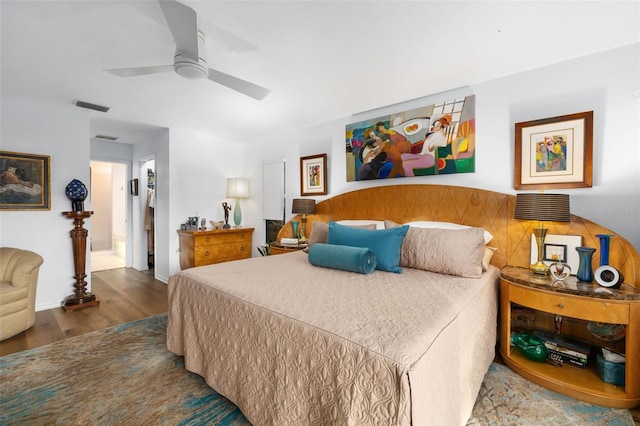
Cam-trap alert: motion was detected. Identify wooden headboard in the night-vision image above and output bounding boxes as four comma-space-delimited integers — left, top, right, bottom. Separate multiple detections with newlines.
277, 184, 640, 287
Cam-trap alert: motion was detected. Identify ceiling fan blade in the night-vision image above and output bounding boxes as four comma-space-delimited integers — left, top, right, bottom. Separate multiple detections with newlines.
105, 65, 174, 77
159, 0, 199, 61
208, 68, 271, 100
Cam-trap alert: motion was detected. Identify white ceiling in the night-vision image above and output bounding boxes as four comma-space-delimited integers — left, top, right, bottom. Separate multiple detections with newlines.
2, 1, 639, 144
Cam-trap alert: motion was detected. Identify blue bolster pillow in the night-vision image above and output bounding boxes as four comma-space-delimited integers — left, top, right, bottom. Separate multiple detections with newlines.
308, 243, 377, 274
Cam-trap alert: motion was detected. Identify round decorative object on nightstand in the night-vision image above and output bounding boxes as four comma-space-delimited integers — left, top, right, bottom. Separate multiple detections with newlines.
549, 262, 571, 281
594, 265, 624, 289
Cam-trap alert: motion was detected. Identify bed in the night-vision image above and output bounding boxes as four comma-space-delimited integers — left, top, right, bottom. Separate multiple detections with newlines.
167, 184, 640, 426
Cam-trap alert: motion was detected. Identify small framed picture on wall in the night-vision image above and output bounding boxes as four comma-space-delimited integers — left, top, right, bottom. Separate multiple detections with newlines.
300, 154, 327, 196
130, 178, 139, 196
514, 111, 593, 190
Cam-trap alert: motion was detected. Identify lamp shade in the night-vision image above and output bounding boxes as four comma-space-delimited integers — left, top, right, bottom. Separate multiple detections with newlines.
514, 193, 570, 222
292, 198, 316, 215
226, 178, 250, 199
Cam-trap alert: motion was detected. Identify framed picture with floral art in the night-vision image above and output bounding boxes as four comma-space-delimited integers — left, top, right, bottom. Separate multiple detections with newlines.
514, 111, 593, 190
300, 154, 327, 196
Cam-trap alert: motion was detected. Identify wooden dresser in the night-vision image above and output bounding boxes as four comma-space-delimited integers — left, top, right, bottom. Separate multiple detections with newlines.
177, 228, 254, 270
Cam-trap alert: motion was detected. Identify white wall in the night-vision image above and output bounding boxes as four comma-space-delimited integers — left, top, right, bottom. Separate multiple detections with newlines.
1, 97, 91, 310
166, 128, 245, 277
472, 43, 639, 250
245, 44, 640, 252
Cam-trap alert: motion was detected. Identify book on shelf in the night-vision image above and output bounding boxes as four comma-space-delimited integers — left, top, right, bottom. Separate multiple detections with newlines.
533, 330, 592, 358
543, 340, 588, 360
533, 329, 592, 368
547, 349, 588, 368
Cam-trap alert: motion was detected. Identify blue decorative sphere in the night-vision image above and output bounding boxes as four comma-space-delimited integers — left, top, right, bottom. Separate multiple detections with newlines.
65, 179, 88, 201
65, 179, 88, 211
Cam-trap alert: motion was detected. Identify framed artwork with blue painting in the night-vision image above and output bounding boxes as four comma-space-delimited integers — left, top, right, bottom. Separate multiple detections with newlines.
345, 94, 476, 181
0, 151, 50, 210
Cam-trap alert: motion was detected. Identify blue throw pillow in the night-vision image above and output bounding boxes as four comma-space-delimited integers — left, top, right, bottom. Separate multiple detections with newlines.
308, 243, 377, 274
326, 221, 409, 273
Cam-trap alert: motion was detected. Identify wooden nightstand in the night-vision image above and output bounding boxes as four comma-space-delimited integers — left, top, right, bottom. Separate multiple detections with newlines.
269, 242, 308, 256
177, 228, 254, 269
499, 265, 640, 409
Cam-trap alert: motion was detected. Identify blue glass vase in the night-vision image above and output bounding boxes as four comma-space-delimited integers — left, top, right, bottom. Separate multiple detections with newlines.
576, 247, 596, 282
596, 234, 612, 266
291, 221, 299, 239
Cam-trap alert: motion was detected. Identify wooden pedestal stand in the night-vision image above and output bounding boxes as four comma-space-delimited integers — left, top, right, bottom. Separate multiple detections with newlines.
61, 211, 99, 312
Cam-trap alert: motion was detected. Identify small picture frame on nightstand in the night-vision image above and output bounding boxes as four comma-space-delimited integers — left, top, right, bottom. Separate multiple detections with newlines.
543, 243, 567, 263
531, 234, 582, 275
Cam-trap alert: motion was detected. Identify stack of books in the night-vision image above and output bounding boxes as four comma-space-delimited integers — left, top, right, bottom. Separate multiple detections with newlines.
533, 330, 592, 368
280, 238, 301, 246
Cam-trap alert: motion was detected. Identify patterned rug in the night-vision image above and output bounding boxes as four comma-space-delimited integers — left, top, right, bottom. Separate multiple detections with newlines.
0, 314, 633, 425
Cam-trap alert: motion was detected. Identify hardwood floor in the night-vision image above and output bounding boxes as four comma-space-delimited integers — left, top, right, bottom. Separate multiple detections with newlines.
0, 268, 167, 357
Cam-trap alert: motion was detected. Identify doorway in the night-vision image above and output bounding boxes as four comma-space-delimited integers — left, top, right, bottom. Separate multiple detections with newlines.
141, 160, 155, 270
90, 161, 127, 272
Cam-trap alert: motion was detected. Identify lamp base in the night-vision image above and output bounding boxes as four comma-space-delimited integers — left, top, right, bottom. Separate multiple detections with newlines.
529, 261, 550, 276
233, 198, 242, 227
530, 226, 549, 275
299, 215, 308, 243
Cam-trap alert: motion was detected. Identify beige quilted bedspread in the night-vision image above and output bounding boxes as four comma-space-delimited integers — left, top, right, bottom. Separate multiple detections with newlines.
167, 251, 499, 426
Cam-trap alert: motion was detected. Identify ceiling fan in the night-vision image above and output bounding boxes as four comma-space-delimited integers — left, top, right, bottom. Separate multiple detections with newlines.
105, 0, 270, 100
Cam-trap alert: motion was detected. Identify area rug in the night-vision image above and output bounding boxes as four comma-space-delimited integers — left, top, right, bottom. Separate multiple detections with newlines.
0, 314, 633, 426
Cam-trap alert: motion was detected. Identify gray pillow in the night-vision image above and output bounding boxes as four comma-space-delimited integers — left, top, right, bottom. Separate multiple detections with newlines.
386, 221, 485, 278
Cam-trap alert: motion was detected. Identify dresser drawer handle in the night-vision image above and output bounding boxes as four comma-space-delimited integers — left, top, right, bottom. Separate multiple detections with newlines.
558, 304, 564, 308
205, 251, 210, 256
240, 247, 245, 252
205, 237, 211, 243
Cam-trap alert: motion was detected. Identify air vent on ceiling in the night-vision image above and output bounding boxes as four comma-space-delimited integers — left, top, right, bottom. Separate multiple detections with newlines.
94, 134, 119, 141
73, 100, 110, 113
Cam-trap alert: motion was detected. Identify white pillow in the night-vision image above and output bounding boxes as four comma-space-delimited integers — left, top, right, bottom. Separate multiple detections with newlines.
401, 221, 493, 244
336, 220, 385, 230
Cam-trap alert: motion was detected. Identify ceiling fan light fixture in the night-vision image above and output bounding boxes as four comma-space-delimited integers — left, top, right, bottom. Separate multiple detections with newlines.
173, 53, 208, 80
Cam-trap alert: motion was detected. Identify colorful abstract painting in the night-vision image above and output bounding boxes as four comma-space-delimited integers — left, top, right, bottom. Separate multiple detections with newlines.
345, 95, 475, 181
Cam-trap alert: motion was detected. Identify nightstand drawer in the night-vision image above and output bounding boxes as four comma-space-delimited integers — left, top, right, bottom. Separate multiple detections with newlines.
510, 285, 629, 323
